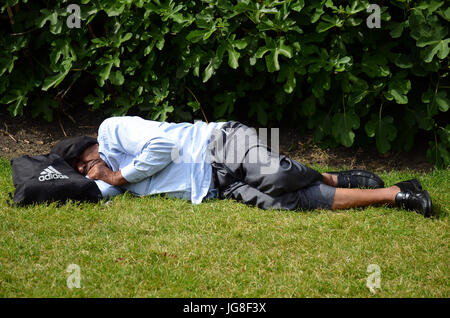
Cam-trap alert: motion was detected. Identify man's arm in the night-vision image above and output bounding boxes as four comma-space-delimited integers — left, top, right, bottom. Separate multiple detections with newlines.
96, 117, 178, 184
87, 162, 128, 187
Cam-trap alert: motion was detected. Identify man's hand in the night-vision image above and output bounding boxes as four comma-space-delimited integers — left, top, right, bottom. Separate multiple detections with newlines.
86, 160, 128, 187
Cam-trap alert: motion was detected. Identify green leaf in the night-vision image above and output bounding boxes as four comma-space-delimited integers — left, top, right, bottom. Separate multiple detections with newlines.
409, 13, 449, 62
0, 54, 17, 76
1, 90, 28, 117
300, 95, 316, 116
427, 125, 450, 167
277, 40, 293, 59
421, 88, 435, 103
42, 71, 69, 91
104, 4, 125, 17
255, 38, 292, 72
203, 57, 221, 83
213, 92, 236, 118
332, 112, 360, 147
291, 0, 305, 12
316, 15, 343, 33
384, 72, 411, 104
85, 88, 106, 110
98, 62, 113, 87
394, 54, 414, 69
109, 70, 125, 86
255, 47, 270, 59
348, 90, 369, 106
144, 43, 154, 56
265, 51, 279, 73
31, 96, 59, 122
156, 37, 165, 50
151, 101, 174, 122
437, 6, 450, 21
187, 101, 200, 112
422, 39, 450, 62
186, 30, 209, 43
313, 113, 332, 142
415, 0, 444, 14
387, 22, 404, 38
311, 5, 324, 23
248, 101, 268, 126
387, 90, 408, 104
277, 63, 297, 94
310, 71, 330, 98
365, 116, 398, 153
422, 89, 448, 115
50, 19, 63, 34
435, 90, 449, 112
121, 33, 133, 43
227, 48, 240, 69
8, 95, 27, 117
36, 9, 58, 28
361, 53, 390, 78
257, 108, 268, 126
218, 36, 248, 69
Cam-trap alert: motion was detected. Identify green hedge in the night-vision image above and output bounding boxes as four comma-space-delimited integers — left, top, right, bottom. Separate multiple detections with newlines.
1, 0, 449, 167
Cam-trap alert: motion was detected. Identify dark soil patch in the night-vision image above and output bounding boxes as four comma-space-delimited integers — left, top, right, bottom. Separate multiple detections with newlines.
0, 108, 433, 172
0, 108, 105, 160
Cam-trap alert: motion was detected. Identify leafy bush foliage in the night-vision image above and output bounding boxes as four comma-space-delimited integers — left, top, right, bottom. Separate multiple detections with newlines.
1, 0, 449, 167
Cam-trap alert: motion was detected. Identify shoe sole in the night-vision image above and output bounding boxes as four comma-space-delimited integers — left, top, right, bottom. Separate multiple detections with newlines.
422, 190, 433, 218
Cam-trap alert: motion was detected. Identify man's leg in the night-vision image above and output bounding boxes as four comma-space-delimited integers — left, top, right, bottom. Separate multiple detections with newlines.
242, 149, 384, 192
213, 121, 384, 193
221, 180, 334, 211
331, 186, 400, 210
216, 122, 376, 195
222, 178, 431, 216
241, 145, 324, 196
222, 179, 405, 211
213, 121, 367, 197
218, 122, 323, 195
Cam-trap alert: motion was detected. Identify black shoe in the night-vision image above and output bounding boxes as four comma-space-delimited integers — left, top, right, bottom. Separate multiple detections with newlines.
327, 169, 385, 189
394, 178, 422, 192
395, 190, 433, 217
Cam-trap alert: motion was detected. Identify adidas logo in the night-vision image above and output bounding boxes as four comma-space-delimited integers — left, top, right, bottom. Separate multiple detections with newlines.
39, 166, 69, 182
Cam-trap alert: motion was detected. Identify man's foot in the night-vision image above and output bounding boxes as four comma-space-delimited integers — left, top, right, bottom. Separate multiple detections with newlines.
395, 189, 433, 217
327, 170, 385, 189
394, 178, 422, 192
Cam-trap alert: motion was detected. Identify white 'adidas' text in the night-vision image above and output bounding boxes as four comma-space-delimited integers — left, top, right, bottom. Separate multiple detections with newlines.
39, 166, 69, 182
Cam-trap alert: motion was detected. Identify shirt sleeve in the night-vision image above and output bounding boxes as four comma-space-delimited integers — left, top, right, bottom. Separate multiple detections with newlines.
94, 179, 123, 198
98, 117, 178, 184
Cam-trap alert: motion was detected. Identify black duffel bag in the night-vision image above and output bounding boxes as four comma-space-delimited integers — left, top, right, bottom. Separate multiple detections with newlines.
10, 153, 102, 205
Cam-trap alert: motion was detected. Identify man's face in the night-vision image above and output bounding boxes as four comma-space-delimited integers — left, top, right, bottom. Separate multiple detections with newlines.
72, 143, 102, 176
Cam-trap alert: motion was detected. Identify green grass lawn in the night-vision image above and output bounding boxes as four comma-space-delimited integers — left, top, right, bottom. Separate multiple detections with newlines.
0, 157, 448, 297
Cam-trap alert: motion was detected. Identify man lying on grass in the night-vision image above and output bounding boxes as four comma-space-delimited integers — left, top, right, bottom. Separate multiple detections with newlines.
50, 116, 433, 217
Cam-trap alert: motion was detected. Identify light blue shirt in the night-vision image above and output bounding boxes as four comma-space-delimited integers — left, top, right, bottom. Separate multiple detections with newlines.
93, 116, 224, 204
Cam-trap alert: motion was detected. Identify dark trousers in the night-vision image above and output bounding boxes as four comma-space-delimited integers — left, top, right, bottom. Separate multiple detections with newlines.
210, 121, 336, 211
